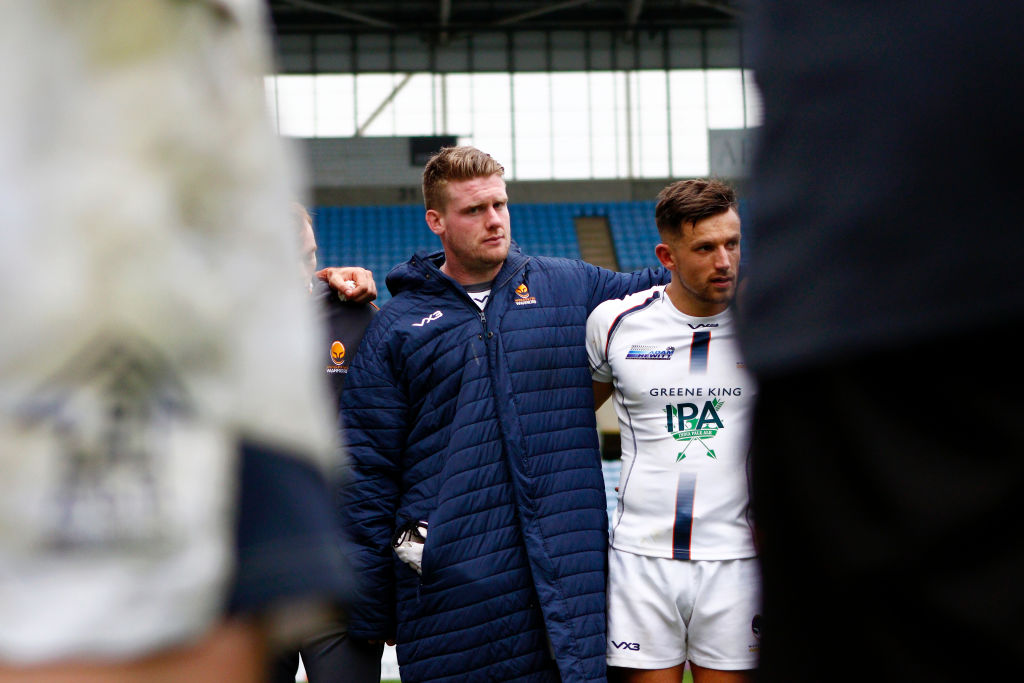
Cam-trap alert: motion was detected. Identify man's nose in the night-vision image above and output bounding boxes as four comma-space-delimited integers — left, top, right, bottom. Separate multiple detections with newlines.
713, 247, 731, 269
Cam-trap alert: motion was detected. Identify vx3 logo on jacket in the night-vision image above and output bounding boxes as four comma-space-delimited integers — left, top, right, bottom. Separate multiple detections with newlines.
412, 310, 443, 327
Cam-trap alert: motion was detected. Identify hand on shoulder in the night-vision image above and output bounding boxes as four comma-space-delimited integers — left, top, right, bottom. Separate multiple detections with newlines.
317, 267, 378, 304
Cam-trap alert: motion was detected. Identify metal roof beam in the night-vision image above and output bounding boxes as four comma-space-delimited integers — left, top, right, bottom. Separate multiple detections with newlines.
686, 0, 742, 19
355, 73, 414, 136
626, 0, 645, 26
492, 0, 596, 27
439, 0, 452, 44
280, 0, 399, 30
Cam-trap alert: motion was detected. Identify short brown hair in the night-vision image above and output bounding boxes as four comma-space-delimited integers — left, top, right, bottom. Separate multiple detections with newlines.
422, 146, 505, 211
655, 179, 737, 241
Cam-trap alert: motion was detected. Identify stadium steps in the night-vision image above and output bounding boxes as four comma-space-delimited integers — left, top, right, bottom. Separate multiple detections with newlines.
574, 215, 619, 271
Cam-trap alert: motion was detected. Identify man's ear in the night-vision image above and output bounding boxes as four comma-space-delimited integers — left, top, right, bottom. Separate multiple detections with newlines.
655, 243, 675, 270
425, 209, 444, 236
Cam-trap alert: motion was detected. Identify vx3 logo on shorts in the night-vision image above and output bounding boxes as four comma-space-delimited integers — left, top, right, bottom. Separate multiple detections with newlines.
411, 310, 443, 327
611, 641, 640, 651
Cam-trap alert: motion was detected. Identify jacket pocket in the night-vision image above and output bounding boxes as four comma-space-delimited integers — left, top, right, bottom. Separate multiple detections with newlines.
391, 519, 429, 575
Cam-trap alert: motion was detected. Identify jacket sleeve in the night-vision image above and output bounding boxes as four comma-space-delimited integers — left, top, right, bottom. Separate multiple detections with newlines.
583, 262, 670, 313
336, 329, 407, 641
585, 301, 614, 382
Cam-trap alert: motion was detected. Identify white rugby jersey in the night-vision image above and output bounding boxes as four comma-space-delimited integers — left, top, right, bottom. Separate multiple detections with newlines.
586, 285, 756, 560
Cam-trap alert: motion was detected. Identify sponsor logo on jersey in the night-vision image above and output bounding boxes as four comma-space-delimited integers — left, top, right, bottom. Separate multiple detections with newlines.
412, 310, 443, 327
330, 340, 346, 366
665, 398, 724, 461
688, 322, 719, 329
649, 386, 743, 397
611, 641, 641, 651
625, 344, 675, 360
513, 283, 537, 305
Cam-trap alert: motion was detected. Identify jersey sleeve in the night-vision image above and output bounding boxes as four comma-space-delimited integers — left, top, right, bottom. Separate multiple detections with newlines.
586, 301, 615, 383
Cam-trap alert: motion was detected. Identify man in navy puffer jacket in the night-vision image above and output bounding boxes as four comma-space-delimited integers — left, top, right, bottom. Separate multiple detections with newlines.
338, 146, 668, 682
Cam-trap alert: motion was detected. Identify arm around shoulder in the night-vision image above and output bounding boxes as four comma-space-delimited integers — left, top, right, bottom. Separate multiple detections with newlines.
584, 262, 670, 312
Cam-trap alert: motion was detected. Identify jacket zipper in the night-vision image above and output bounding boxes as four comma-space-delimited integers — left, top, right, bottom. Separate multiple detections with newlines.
434, 255, 530, 338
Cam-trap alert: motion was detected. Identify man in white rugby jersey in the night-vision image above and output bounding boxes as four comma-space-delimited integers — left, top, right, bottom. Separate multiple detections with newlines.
585, 179, 759, 683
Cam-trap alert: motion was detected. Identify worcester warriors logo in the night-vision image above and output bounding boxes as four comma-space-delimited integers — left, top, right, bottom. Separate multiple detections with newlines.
330, 341, 346, 366
513, 283, 537, 306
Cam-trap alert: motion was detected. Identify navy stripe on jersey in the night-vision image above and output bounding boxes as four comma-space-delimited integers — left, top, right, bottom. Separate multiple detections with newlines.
672, 471, 698, 559
690, 331, 711, 373
604, 290, 662, 359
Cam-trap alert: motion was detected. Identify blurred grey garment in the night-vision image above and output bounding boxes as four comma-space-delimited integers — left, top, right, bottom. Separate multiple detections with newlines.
739, 0, 1024, 376
0, 0, 338, 664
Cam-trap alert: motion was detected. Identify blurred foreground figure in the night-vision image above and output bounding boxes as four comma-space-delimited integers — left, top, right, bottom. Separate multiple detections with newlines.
741, 2, 1024, 681
0, 1, 352, 680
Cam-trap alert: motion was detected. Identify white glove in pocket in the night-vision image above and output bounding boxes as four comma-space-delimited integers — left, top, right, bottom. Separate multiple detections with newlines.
392, 520, 429, 575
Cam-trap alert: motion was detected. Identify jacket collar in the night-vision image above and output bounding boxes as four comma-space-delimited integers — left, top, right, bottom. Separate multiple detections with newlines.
386, 242, 529, 298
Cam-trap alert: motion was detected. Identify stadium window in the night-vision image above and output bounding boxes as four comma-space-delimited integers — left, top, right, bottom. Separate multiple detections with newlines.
263, 67, 760, 181
436, 73, 472, 139
630, 70, 670, 178
706, 69, 747, 130
275, 74, 315, 137
467, 73, 513, 177
355, 73, 399, 136
513, 72, 553, 180
392, 74, 435, 136
588, 71, 628, 179
316, 74, 356, 137
551, 72, 592, 179
669, 69, 711, 177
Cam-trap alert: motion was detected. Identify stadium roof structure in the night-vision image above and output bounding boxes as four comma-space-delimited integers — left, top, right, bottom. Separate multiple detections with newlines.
267, 0, 742, 37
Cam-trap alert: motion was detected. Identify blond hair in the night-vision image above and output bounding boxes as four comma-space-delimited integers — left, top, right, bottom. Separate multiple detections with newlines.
421, 146, 504, 211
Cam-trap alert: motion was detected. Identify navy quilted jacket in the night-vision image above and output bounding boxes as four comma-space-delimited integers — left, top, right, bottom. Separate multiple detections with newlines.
338, 246, 667, 682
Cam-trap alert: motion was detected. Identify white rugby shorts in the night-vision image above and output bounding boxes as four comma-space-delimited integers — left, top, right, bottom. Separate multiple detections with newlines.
606, 548, 761, 671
